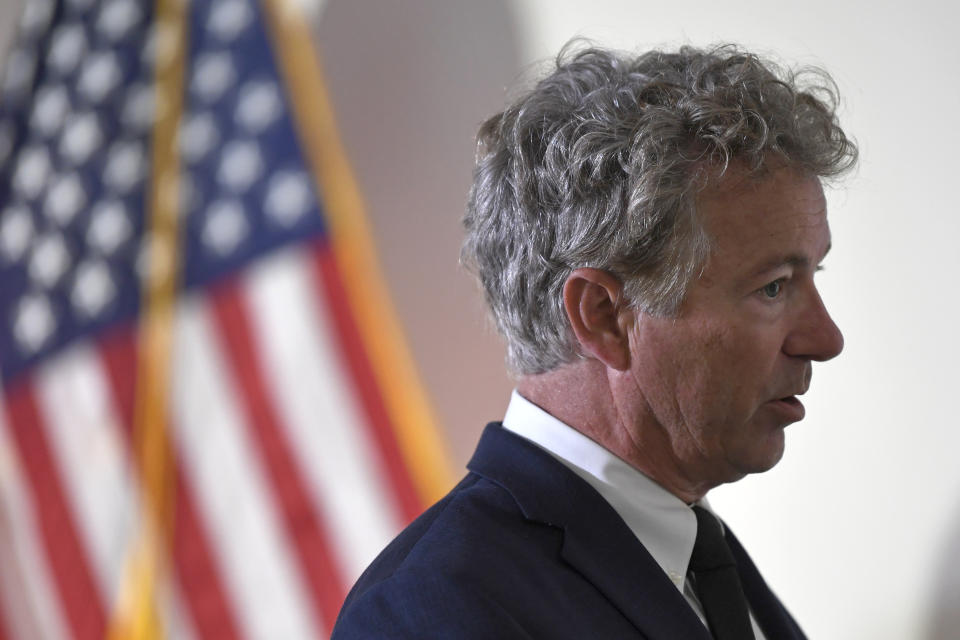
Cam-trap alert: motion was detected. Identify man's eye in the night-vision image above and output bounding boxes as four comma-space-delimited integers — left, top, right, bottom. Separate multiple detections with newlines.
761, 280, 783, 298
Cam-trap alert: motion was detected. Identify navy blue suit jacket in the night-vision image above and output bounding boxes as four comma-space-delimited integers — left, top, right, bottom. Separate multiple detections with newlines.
332, 423, 806, 639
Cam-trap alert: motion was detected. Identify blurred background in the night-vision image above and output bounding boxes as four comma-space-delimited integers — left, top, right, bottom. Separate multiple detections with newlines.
0, 0, 958, 639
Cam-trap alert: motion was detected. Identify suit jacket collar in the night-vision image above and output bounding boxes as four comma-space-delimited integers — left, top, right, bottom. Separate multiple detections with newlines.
727, 527, 807, 639
467, 423, 713, 640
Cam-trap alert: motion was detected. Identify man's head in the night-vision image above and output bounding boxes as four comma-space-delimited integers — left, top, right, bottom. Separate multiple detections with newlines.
462, 43, 857, 497
608, 163, 844, 495
462, 43, 857, 375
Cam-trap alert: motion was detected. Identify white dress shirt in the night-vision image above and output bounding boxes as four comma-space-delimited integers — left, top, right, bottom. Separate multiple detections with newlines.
502, 390, 767, 639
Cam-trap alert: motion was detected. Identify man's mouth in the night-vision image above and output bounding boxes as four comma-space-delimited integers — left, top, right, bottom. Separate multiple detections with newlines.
768, 395, 806, 422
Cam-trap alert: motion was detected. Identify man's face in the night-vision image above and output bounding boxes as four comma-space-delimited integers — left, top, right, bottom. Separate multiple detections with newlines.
624, 166, 843, 489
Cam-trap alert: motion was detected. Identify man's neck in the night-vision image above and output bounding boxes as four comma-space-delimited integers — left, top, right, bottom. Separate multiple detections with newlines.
516, 362, 720, 503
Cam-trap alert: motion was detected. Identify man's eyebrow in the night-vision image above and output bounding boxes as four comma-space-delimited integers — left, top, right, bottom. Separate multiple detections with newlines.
748, 243, 832, 278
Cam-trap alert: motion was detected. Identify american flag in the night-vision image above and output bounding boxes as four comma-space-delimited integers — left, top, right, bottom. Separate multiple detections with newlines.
0, 0, 453, 638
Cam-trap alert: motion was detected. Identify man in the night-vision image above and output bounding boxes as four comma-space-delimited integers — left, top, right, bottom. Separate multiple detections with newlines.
332, 43, 856, 639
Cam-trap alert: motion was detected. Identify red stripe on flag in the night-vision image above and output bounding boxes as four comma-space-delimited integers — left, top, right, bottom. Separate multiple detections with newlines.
3, 378, 106, 640
208, 276, 348, 633
97, 329, 246, 640
0, 588, 11, 640
308, 240, 423, 522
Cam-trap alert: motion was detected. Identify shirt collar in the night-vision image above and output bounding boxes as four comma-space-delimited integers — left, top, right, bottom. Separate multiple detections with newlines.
502, 390, 708, 594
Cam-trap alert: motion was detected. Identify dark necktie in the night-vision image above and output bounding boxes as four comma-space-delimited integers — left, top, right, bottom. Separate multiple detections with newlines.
689, 506, 756, 640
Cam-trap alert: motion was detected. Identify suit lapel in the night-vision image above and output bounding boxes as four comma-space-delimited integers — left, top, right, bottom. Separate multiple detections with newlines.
468, 424, 712, 640
726, 525, 808, 640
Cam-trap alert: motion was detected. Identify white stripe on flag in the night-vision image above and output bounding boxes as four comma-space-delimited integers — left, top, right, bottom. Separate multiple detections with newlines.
35, 345, 138, 606
157, 577, 199, 640
172, 296, 320, 640
243, 246, 404, 583
33, 346, 197, 640
0, 391, 71, 640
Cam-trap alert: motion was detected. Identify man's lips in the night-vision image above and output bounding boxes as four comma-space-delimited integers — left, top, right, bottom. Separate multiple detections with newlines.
766, 395, 806, 422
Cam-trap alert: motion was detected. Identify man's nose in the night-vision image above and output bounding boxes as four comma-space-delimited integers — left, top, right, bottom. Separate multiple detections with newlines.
783, 286, 844, 361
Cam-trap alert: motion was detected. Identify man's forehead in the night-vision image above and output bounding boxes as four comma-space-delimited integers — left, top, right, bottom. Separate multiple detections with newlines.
696, 165, 831, 270
698, 164, 826, 226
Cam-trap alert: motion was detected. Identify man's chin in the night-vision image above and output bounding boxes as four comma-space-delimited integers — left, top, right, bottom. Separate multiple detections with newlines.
732, 431, 787, 477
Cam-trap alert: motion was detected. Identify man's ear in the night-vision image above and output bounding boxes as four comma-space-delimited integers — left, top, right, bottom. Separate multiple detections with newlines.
563, 268, 631, 371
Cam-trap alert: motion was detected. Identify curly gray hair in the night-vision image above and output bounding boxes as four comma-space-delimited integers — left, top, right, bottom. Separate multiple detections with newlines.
461, 43, 858, 375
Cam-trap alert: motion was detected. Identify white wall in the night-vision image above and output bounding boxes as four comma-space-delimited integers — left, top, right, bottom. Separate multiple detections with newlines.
329, 2, 960, 638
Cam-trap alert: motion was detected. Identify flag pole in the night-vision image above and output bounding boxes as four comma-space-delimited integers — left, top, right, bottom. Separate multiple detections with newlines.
107, 0, 188, 637
260, 0, 456, 505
